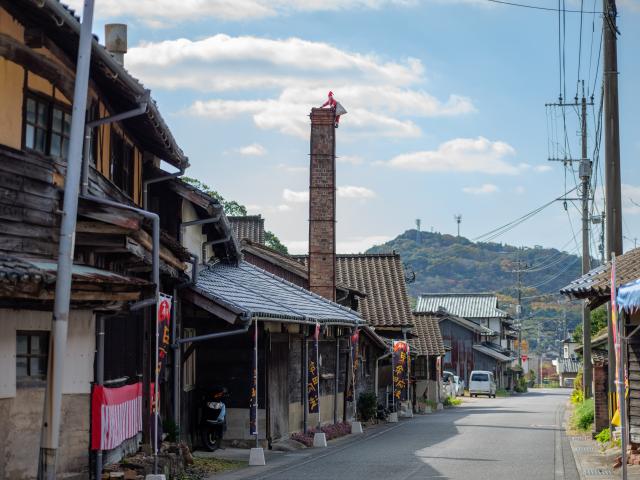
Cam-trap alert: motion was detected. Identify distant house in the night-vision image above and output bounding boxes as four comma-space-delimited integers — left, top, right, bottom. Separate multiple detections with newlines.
411, 313, 447, 405
415, 294, 516, 389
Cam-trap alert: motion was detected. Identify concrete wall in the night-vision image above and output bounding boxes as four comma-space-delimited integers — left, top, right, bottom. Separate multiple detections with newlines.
0, 309, 94, 478
225, 407, 266, 442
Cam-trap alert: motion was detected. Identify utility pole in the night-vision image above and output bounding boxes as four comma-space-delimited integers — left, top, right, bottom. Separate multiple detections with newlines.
580, 92, 593, 399
38, 0, 95, 477
547, 83, 595, 398
603, 0, 622, 435
416, 218, 421, 244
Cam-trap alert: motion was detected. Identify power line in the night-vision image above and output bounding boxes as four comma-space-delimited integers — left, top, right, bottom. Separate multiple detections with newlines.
474, 186, 578, 242
484, 0, 600, 13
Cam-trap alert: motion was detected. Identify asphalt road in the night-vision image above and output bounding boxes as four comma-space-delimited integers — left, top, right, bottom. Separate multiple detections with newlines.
219, 388, 580, 480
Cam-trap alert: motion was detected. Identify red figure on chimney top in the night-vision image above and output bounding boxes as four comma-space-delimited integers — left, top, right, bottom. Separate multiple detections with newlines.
320, 91, 346, 128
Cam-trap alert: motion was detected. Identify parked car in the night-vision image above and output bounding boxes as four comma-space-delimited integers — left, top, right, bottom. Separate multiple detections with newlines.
469, 370, 496, 398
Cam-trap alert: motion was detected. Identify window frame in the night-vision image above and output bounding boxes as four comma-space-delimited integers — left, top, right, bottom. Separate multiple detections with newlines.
16, 330, 50, 387
22, 90, 72, 160
110, 129, 135, 198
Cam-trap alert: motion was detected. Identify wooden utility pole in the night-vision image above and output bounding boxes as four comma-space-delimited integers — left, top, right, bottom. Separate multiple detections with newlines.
580, 93, 593, 398
603, 0, 622, 432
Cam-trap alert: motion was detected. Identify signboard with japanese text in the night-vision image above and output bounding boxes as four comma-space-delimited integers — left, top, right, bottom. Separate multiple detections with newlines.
307, 323, 320, 414
156, 294, 172, 381
392, 340, 409, 402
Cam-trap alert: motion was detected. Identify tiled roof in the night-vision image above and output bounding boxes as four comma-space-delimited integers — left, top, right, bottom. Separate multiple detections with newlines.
557, 358, 581, 374
415, 293, 508, 319
241, 239, 308, 278
473, 344, 512, 362
560, 248, 640, 306
412, 314, 446, 357
336, 254, 414, 328
433, 309, 496, 335
194, 261, 362, 325
229, 216, 265, 244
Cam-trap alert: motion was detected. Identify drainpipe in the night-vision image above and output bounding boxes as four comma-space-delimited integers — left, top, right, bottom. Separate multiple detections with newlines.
303, 325, 309, 433
94, 314, 105, 480
78, 194, 161, 468
374, 350, 392, 404
334, 334, 339, 424
37, 1, 94, 476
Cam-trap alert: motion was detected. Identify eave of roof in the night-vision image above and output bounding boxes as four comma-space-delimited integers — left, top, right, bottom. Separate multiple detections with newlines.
19, 0, 188, 168
193, 261, 363, 326
473, 344, 512, 362
416, 293, 508, 319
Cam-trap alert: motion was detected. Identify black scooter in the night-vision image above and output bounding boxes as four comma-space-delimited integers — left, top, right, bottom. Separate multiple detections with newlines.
199, 386, 228, 451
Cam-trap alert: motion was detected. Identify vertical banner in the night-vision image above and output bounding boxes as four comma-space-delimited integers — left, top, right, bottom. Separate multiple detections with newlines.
156, 294, 172, 381
249, 320, 258, 436
307, 323, 320, 414
346, 329, 360, 402
611, 254, 623, 428
392, 341, 409, 402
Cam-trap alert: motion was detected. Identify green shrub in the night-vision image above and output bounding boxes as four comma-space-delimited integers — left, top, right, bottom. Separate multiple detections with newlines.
514, 376, 528, 393
357, 392, 377, 422
496, 389, 510, 397
571, 389, 584, 404
571, 398, 595, 431
443, 396, 462, 407
424, 399, 438, 410
595, 428, 610, 444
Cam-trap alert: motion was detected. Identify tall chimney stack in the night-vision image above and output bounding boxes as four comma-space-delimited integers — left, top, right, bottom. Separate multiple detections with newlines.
308, 108, 336, 301
105, 24, 127, 66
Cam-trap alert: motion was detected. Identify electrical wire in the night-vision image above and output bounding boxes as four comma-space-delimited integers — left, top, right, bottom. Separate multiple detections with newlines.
484, 0, 600, 13
522, 256, 581, 290
473, 186, 578, 243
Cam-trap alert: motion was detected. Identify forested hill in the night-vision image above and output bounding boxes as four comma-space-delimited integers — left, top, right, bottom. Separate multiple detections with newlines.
366, 229, 583, 301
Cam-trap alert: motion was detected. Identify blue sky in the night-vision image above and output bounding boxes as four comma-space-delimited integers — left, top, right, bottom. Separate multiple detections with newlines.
73, 0, 640, 254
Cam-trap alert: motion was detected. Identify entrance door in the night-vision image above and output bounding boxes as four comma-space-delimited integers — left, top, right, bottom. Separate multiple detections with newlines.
268, 338, 289, 441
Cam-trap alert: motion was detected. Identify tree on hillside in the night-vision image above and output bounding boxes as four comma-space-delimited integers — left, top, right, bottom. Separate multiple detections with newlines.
572, 306, 608, 343
182, 177, 287, 253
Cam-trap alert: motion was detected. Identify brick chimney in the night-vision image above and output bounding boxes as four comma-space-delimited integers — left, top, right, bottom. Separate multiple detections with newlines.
308, 108, 336, 301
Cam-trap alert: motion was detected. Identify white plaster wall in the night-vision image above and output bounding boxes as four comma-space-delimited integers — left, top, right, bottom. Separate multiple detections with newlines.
181, 201, 208, 266
0, 309, 95, 398
225, 407, 266, 441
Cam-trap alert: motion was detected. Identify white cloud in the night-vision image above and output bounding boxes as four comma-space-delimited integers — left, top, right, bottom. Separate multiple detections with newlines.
337, 185, 376, 199
237, 143, 267, 156
276, 163, 308, 173
285, 235, 393, 255
514, 185, 526, 195
462, 183, 499, 195
282, 185, 376, 202
66, 0, 432, 24
338, 155, 365, 165
534, 165, 552, 173
386, 137, 519, 175
282, 189, 309, 203
622, 184, 640, 214
128, 34, 474, 139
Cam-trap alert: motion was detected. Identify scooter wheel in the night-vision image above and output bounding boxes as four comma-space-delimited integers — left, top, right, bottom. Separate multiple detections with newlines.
202, 427, 222, 451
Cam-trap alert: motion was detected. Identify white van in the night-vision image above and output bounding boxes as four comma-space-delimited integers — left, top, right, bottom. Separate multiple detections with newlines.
469, 370, 496, 398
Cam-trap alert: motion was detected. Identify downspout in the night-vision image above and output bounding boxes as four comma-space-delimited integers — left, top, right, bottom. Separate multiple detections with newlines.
333, 334, 339, 424
375, 350, 392, 404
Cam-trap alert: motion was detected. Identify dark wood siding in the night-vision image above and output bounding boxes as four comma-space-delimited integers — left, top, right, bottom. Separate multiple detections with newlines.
439, 319, 477, 386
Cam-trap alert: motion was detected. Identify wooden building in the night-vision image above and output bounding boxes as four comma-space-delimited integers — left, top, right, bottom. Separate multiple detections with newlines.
415, 294, 516, 388
561, 247, 640, 443
411, 313, 447, 406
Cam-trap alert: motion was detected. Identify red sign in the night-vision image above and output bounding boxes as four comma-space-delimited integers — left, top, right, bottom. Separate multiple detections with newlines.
156, 294, 172, 380
392, 341, 409, 402
521, 355, 528, 362
91, 383, 143, 450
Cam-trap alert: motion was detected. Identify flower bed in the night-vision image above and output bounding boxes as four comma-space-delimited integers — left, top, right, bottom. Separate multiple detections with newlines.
291, 422, 352, 447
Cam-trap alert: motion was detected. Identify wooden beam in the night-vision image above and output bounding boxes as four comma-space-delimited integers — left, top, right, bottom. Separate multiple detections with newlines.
0, 32, 75, 101
76, 221, 133, 235
131, 229, 186, 272
182, 288, 240, 325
